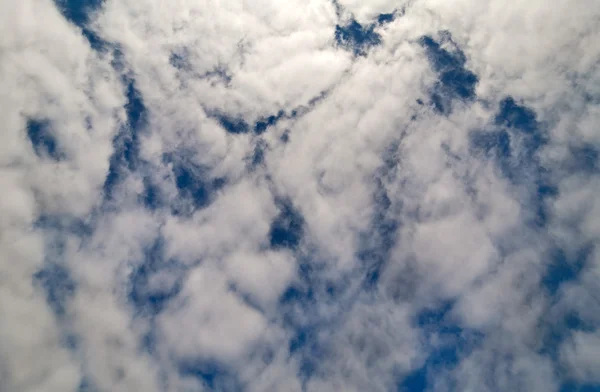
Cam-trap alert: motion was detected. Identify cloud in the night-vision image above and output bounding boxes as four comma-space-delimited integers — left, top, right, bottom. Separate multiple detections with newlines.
1, 0, 600, 391
561, 330, 600, 384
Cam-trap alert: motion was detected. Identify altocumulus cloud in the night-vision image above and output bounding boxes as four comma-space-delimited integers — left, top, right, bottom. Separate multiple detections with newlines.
1, 0, 600, 391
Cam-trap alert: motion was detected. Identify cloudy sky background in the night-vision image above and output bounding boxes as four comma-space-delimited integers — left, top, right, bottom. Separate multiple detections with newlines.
1, 0, 600, 391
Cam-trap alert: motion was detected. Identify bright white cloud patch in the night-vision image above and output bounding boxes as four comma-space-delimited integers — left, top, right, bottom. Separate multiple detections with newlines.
1, 0, 600, 391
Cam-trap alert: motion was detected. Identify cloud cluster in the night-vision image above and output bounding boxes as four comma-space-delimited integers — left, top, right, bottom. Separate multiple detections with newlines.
1, 0, 599, 391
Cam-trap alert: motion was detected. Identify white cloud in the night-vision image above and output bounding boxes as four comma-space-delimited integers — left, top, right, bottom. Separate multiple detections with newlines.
1, 0, 600, 390
224, 250, 296, 310
158, 264, 268, 364
561, 330, 600, 383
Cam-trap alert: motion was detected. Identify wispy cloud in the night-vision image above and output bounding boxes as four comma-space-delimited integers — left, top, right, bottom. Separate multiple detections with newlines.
1, 0, 599, 391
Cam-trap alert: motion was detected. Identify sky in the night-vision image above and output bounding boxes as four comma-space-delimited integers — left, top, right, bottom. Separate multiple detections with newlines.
1, 0, 600, 391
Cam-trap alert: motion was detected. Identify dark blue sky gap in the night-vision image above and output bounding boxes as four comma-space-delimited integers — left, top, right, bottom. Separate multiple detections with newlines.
492, 96, 548, 192
31, 215, 93, 357
55, 0, 103, 28
124, 77, 147, 132
470, 96, 555, 227
377, 8, 405, 25
494, 97, 538, 133
54, 0, 106, 50
169, 50, 191, 72
542, 246, 591, 296
34, 214, 94, 239
160, 152, 226, 216
33, 261, 75, 318
279, 259, 337, 383
491, 97, 546, 170
335, 19, 382, 56
102, 77, 146, 202
398, 302, 484, 392
32, 236, 82, 380
178, 359, 242, 391
331, 4, 402, 56
539, 308, 595, 363
269, 198, 304, 249
560, 382, 600, 392
358, 140, 403, 291
128, 238, 187, 363
128, 238, 185, 316
568, 144, 600, 173
280, 129, 291, 143
212, 109, 286, 136
77, 376, 98, 392
290, 325, 327, 382
254, 111, 285, 134
208, 90, 327, 140
26, 119, 63, 161
359, 176, 399, 290
140, 176, 163, 210
285, 317, 328, 382
420, 33, 478, 115
377, 12, 396, 25
173, 163, 226, 214
215, 114, 250, 134
102, 129, 135, 201
248, 139, 268, 168
211, 110, 284, 135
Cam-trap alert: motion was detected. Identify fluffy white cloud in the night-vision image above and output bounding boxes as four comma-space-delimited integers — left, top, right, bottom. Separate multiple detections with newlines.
1, 0, 600, 391
158, 264, 269, 363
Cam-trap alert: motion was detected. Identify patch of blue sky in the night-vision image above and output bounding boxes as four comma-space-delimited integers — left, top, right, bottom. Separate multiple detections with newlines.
35, 214, 94, 237
215, 113, 251, 135
246, 138, 268, 170
377, 12, 396, 25
26, 119, 64, 161
31, 217, 85, 356
128, 238, 185, 316
33, 261, 75, 318
212, 109, 285, 136
359, 176, 399, 290
77, 376, 98, 392
419, 33, 478, 115
335, 19, 382, 57
269, 198, 305, 250
568, 144, 600, 174
54, 0, 106, 50
158, 152, 226, 216
254, 111, 285, 135
178, 359, 242, 391
560, 382, 600, 392
398, 302, 484, 392
471, 96, 556, 227
542, 247, 592, 296
102, 78, 146, 202
172, 162, 226, 214
279, 259, 338, 382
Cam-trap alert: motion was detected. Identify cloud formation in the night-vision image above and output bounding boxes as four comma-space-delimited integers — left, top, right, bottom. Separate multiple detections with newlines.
1, 0, 600, 391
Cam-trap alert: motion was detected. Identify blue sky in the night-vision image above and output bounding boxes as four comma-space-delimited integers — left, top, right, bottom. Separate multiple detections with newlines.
2, 0, 600, 391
